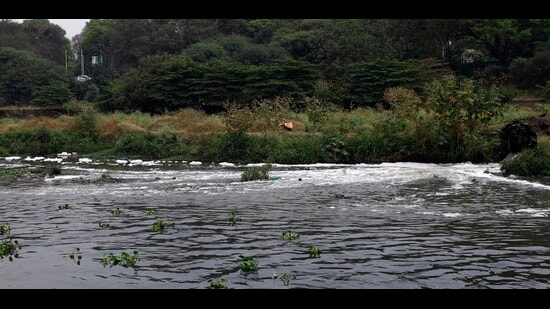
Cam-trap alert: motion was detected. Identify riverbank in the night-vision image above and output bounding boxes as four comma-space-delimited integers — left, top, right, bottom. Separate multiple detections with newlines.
0, 104, 548, 170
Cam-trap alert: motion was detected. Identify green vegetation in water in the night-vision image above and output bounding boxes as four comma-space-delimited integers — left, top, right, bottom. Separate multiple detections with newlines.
151, 219, 175, 232
58, 204, 72, 210
273, 271, 296, 286
227, 210, 241, 226
208, 278, 228, 289
238, 255, 259, 273
0, 224, 10, 235
67, 248, 82, 265
145, 209, 158, 215
501, 147, 550, 176
0, 167, 28, 178
0, 166, 61, 178
98, 222, 110, 229
306, 245, 322, 258
241, 164, 272, 181
111, 207, 121, 216
0, 239, 21, 261
282, 230, 300, 241
101, 251, 139, 268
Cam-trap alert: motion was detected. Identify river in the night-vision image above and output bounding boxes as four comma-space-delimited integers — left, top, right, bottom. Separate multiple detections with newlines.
1, 157, 549, 288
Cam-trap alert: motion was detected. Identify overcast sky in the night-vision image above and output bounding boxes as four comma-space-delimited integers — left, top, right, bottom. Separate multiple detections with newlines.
15, 19, 90, 40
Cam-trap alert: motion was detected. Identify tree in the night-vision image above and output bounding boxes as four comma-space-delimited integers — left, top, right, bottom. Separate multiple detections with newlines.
31, 81, 72, 107
21, 19, 69, 66
0, 47, 67, 105
461, 19, 533, 67
78, 19, 113, 84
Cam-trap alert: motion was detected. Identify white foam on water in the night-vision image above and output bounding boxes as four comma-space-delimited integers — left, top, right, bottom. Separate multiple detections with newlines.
4, 156, 21, 161
219, 162, 236, 167
78, 158, 93, 164
44, 175, 82, 182
442, 212, 462, 217
43, 158, 63, 163
496, 209, 514, 215
24, 156, 45, 162
189, 161, 202, 165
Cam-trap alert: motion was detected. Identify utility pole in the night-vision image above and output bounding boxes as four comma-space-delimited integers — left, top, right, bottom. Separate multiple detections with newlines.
65, 50, 68, 75
81, 49, 84, 76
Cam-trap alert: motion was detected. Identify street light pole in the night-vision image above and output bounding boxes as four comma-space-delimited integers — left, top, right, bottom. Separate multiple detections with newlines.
81, 49, 84, 76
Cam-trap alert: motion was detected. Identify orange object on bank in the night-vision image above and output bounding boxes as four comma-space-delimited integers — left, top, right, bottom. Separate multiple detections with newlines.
283, 122, 293, 130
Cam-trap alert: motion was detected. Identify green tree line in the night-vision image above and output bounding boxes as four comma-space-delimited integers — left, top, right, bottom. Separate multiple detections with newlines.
2, 19, 550, 110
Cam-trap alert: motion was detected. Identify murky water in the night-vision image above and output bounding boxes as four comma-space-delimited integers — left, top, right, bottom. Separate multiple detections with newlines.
1, 157, 549, 288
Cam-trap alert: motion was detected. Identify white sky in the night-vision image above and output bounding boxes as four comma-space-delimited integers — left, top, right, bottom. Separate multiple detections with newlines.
14, 19, 90, 40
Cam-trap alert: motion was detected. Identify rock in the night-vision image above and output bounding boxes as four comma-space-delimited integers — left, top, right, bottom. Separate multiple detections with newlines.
497, 120, 538, 160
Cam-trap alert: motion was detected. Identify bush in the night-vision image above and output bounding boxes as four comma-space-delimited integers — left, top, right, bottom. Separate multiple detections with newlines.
31, 82, 72, 107
241, 164, 272, 181
0, 47, 67, 104
114, 130, 180, 159
501, 148, 550, 176
510, 51, 550, 89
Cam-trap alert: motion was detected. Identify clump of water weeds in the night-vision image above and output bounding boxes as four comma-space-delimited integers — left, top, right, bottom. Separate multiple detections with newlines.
151, 219, 174, 232
101, 251, 139, 268
66, 248, 82, 265
208, 278, 228, 289
227, 210, 241, 226
238, 255, 259, 273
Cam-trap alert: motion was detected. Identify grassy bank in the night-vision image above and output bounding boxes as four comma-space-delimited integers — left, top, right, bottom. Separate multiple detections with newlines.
0, 103, 549, 167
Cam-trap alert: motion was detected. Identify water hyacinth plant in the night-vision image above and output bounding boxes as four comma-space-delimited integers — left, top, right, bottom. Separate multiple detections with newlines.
227, 210, 241, 226
0, 224, 9, 235
306, 245, 321, 258
282, 230, 300, 241
58, 204, 72, 210
98, 222, 110, 229
67, 248, 82, 265
0, 239, 21, 261
111, 207, 121, 216
208, 278, 228, 289
273, 271, 296, 286
239, 255, 259, 273
101, 251, 139, 268
145, 209, 158, 215
151, 219, 175, 232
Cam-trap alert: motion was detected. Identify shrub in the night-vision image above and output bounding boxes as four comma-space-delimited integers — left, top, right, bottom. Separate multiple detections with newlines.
241, 164, 272, 181
31, 82, 72, 107
501, 148, 550, 176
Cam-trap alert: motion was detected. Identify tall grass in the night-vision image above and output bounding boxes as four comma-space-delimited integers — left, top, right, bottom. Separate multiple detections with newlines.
0, 102, 546, 164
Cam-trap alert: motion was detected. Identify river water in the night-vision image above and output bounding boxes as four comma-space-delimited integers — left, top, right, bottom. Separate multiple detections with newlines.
0, 157, 549, 288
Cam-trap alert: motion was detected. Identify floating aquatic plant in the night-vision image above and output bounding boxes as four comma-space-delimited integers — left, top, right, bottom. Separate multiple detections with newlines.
66, 248, 82, 265
145, 209, 158, 215
111, 208, 121, 216
273, 271, 296, 286
208, 278, 228, 289
58, 204, 72, 210
306, 245, 321, 258
0, 224, 10, 235
227, 210, 241, 226
101, 251, 139, 268
151, 219, 174, 232
98, 222, 110, 229
282, 230, 300, 241
0, 239, 21, 261
238, 255, 259, 273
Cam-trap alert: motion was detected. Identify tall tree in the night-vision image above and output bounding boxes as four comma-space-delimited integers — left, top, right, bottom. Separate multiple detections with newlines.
461, 19, 533, 67
21, 19, 69, 66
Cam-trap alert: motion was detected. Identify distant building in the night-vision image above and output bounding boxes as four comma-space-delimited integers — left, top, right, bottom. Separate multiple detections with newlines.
91, 55, 103, 65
